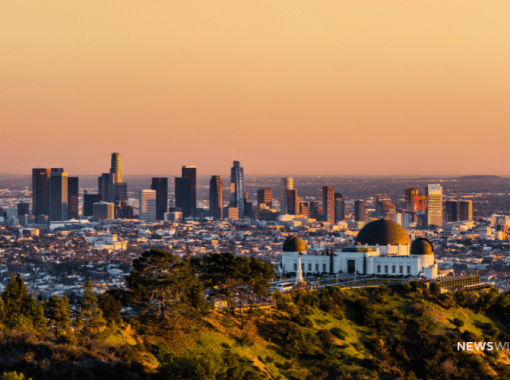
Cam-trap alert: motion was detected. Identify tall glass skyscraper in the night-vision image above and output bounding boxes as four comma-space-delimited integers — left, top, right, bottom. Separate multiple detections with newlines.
32, 168, 51, 217
67, 177, 79, 219
108, 152, 124, 202
50, 168, 68, 221
209, 175, 223, 219
151, 177, 168, 221
175, 166, 197, 218
280, 177, 293, 214
425, 184, 443, 228
230, 161, 244, 218
322, 186, 335, 223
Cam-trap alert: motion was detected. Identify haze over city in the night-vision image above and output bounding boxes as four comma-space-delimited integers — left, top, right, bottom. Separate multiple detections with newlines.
1, 0, 509, 176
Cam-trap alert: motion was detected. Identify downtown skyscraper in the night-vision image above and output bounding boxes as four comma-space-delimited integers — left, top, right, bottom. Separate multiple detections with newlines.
209, 175, 223, 219
151, 177, 168, 221
280, 177, 293, 214
230, 161, 244, 218
108, 152, 127, 203
49, 168, 68, 221
425, 184, 443, 228
67, 177, 79, 219
32, 168, 51, 217
322, 186, 335, 223
175, 166, 197, 218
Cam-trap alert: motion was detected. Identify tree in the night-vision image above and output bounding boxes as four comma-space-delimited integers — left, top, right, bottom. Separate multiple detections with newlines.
197, 252, 274, 329
1, 372, 32, 380
46, 295, 71, 338
126, 249, 200, 318
2, 273, 29, 317
79, 279, 106, 336
98, 293, 122, 324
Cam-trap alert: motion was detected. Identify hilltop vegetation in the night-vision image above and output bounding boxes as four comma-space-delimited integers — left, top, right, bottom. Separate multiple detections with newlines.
1, 249, 510, 379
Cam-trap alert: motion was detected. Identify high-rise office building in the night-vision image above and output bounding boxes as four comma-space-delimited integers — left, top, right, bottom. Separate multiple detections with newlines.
445, 200, 459, 222
257, 189, 273, 208
280, 177, 293, 214
334, 193, 345, 223
209, 175, 223, 219
175, 166, 197, 218
244, 192, 253, 219
139, 190, 157, 221
98, 173, 109, 201
300, 202, 309, 218
67, 177, 79, 219
459, 200, 473, 221
83, 192, 102, 217
108, 153, 123, 202
49, 168, 68, 221
425, 184, 443, 228
151, 177, 168, 221
354, 200, 368, 223
17, 202, 30, 216
182, 166, 197, 215
32, 168, 51, 217
93, 201, 114, 221
286, 189, 300, 215
322, 186, 335, 223
230, 161, 244, 218
309, 201, 321, 220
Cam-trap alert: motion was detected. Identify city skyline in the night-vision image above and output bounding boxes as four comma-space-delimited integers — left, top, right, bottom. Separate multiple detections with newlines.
1, 1, 509, 175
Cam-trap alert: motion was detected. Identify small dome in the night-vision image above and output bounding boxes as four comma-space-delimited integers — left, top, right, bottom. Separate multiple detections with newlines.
410, 238, 434, 255
283, 235, 306, 252
355, 219, 411, 246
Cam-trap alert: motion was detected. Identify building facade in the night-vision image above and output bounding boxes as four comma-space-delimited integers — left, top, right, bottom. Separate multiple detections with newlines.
280, 177, 293, 214
151, 177, 168, 221
32, 168, 51, 217
49, 168, 68, 221
209, 175, 223, 219
425, 184, 443, 228
139, 189, 157, 221
280, 220, 438, 280
322, 186, 335, 223
230, 161, 244, 218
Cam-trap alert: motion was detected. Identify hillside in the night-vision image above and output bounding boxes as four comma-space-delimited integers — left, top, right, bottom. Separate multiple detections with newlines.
2, 280, 510, 380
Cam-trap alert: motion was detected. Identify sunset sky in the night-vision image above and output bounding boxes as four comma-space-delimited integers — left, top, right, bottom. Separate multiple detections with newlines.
1, 1, 509, 176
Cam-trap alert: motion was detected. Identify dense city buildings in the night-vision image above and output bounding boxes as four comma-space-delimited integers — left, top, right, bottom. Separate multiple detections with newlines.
426, 184, 443, 228
68, 176, 79, 219
280, 177, 293, 214
322, 186, 335, 223
151, 177, 168, 221
230, 161, 244, 218
209, 175, 223, 220
139, 189, 157, 221
49, 168, 68, 221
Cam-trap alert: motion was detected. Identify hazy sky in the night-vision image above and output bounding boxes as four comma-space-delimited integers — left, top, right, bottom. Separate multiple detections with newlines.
1, 1, 509, 176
